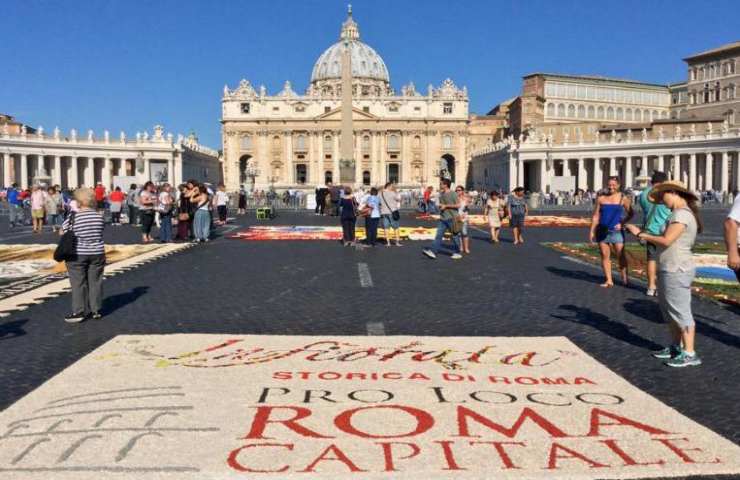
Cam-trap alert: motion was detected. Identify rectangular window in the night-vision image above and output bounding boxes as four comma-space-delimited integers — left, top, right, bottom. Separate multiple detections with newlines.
362, 106, 370, 113
325, 154, 332, 160
240, 103, 250, 113
414, 106, 421, 112
388, 164, 400, 184
296, 164, 307, 184
324, 106, 331, 113
272, 106, 279, 112
389, 104, 399, 112
443, 103, 453, 114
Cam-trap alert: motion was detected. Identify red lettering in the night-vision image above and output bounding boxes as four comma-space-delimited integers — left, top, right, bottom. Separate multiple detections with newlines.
488, 376, 511, 384
574, 377, 597, 385
244, 406, 332, 439
299, 444, 366, 473
546, 442, 609, 469
456, 406, 569, 438
377, 442, 421, 472
318, 372, 342, 380
227, 443, 293, 473
500, 351, 538, 366
653, 437, 722, 464
588, 408, 671, 437
383, 372, 403, 380
298, 371, 311, 379
467, 346, 493, 364
408, 372, 430, 380
443, 373, 465, 382
514, 377, 539, 385
434, 440, 467, 470
272, 371, 292, 380
541, 377, 568, 385
345, 373, 366, 380
600, 439, 665, 466
470, 441, 525, 469
335, 405, 434, 439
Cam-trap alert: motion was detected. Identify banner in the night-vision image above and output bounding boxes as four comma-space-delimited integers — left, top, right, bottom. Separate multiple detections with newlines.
1, 335, 738, 479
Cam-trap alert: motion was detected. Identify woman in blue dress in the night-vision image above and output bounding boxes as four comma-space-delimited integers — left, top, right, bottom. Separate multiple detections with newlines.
590, 176, 634, 287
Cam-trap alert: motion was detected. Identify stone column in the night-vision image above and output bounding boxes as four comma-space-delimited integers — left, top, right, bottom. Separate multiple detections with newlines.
285, 132, 292, 184
609, 157, 617, 177
577, 158, 587, 190
370, 132, 379, 186
2, 153, 11, 187
316, 132, 323, 185
142, 156, 150, 183
379, 133, 387, 185
625, 156, 633, 188
720, 151, 729, 193
735, 152, 740, 193
688, 153, 697, 191
508, 155, 517, 192
167, 155, 175, 185
638, 156, 647, 178
333, 132, 340, 183
705, 152, 713, 191
36, 154, 45, 181
52, 155, 61, 186
20, 154, 28, 188
671, 154, 680, 181
593, 158, 602, 191
84, 157, 94, 187
174, 153, 183, 187
657, 154, 665, 173
69, 156, 79, 189
102, 157, 111, 189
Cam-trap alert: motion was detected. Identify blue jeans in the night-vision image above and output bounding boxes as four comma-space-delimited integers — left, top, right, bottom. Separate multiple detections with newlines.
47, 213, 62, 228
159, 213, 173, 242
430, 218, 459, 254
193, 209, 210, 240
9, 204, 22, 226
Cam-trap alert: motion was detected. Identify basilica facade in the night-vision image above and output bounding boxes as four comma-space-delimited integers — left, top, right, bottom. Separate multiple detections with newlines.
221, 9, 469, 191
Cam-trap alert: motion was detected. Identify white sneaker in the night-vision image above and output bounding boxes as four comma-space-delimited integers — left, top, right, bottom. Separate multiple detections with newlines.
646, 288, 658, 297
423, 249, 437, 259
451, 253, 463, 260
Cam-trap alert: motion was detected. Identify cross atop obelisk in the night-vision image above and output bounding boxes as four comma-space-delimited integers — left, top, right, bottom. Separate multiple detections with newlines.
339, 5, 355, 184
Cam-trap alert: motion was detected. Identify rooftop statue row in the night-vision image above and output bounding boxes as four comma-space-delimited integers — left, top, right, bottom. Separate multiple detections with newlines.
223, 78, 468, 101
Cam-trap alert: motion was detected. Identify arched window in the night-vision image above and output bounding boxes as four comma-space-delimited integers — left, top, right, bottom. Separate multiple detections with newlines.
557, 104, 566, 117
272, 136, 281, 150
388, 134, 399, 150
325, 170, 333, 184
362, 135, 370, 151
413, 135, 421, 148
547, 103, 555, 117
635, 109, 642, 121
442, 134, 453, 149
606, 107, 615, 120
567, 104, 575, 117
323, 134, 332, 150
661, 111, 668, 119
625, 108, 633, 121
652, 110, 659, 120
240, 135, 252, 150
597, 106, 604, 119
387, 164, 400, 184
616, 107, 624, 120
587, 105, 595, 118
577, 105, 585, 118
362, 170, 371, 185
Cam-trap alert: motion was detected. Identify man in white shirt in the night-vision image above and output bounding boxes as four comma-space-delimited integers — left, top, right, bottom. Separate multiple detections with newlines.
725, 193, 740, 282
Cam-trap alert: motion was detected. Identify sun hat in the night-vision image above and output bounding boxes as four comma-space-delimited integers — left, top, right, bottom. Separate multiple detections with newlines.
648, 180, 697, 203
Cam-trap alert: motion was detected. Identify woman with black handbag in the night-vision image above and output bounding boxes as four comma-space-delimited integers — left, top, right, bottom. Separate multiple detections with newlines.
380, 182, 402, 247
58, 188, 105, 324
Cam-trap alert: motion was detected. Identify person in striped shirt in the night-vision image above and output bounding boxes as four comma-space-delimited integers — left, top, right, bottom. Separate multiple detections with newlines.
61, 188, 106, 323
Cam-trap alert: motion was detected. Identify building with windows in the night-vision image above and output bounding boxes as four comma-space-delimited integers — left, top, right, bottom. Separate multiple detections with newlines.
0, 123, 221, 190
470, 41, 740, 195
684, 41, 739, 124
221, 8, 469, 191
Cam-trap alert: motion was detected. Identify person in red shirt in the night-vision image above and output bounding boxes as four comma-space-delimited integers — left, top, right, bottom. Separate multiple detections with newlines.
94, 183, 106, 212
108, 186, 126, 225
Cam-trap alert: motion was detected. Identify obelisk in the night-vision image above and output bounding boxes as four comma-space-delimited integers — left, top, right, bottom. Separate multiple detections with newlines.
339, 6, 355, 184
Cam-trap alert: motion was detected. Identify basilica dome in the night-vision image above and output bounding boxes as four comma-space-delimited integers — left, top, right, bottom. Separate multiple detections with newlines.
310, 9, 390, 87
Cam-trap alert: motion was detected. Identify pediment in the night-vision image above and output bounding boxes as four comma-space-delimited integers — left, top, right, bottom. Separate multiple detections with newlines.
315, 107, 379, 121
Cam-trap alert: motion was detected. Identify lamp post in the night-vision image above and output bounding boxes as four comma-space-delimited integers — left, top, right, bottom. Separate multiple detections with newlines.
246, 164, 261, 192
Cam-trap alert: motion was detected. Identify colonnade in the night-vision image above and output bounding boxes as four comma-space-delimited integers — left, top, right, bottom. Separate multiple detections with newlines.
0, 152, 177, 190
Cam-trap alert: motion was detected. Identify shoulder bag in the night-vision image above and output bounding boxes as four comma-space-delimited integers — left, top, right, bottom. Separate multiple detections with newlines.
381, 192, 400, 221
54, 212, 78, 262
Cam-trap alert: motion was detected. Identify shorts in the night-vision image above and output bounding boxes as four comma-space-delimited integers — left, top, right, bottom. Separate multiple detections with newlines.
646, 242, 658, 261
510, 214, 525, 229
596, 230, 624, 244
31, 209, 45, 219
382, 214, 399, 230
461, 220, 469, 237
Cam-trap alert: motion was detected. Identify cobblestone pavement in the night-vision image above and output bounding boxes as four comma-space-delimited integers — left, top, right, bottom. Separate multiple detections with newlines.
0, 208, 738, 477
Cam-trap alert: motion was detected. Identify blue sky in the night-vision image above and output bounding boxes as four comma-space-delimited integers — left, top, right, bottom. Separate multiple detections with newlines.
2, 0, 738, 148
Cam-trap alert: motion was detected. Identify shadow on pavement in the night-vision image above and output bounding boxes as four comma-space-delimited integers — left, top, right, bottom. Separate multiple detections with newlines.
103, 286, 149, 315
0, 319, 28, 340
552, 304, 663, 351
